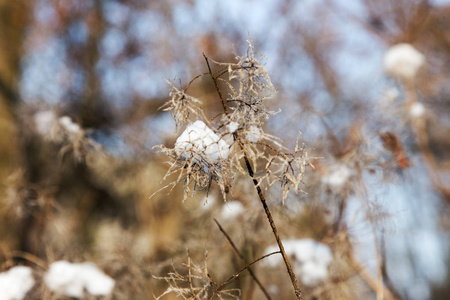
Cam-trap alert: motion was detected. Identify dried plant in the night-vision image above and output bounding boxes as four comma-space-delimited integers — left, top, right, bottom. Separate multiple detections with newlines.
2, 1, 449, 300
154, 252, 240, 300
155, 37, 313, 299
160, 79, 203, 131
155, 37, 312, 205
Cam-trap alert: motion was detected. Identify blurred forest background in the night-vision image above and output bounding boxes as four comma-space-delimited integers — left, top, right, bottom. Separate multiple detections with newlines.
0, 0, 449, 299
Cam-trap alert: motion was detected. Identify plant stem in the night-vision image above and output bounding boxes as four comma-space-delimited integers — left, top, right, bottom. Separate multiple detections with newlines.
214, 219, 273, 300
204, 53, 302, 299
208, 251, 280, 300
203, 53, 228, 114
243, 155, 303, 300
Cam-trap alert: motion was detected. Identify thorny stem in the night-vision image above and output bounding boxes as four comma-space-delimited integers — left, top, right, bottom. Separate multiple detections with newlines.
204, 53, 302, 300
214, 219, 272, 300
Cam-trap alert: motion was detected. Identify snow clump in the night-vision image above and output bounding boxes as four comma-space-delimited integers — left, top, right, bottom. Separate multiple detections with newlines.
383, 43, 425, 80
220, 201, 245, 219
227, 122, 239, 134
322, 164, 352, 189
246, 125, 262, 143
0, 266, 35, 300
59, 116, 81, 134
45, 261, 115, 298
409, 102, 426, 118
175, 121, 229, 162
264, 239, 333, 286
34, 110, 57, 136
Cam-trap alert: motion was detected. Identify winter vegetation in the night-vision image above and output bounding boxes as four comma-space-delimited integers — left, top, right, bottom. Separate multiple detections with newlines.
0, 0, 449, 300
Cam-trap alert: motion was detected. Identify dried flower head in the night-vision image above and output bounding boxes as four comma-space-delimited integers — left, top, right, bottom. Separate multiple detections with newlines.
155, 38, 311, 204
227, 37, 275, 97
155, 253, 239, 300
161, 79, 202, 130
154, 120, 232, 202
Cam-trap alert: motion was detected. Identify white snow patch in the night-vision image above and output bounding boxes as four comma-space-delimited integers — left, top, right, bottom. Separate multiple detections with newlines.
59, 116, 81, 134
227, 122, 239, 134
383, 43, 425, 80
0, 266, 35, 300
45, 261, 115, 298
322, 164, 352, 188
246, 125, 262, 143
220, 201, 245, 219
410, 102, 425, 118
34, 110, 57, 135
175, 121, 229, 162
264, 239, 333, 286
201, 194, 217, 210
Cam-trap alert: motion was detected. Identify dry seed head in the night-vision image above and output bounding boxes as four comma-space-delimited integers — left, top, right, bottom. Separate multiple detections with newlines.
227, 37, 275, 97
156, 39, 311, 204
154, 254, 240, 300
154, 120, 232, 202
175, 121, 230, 164
161, 79, 202, 130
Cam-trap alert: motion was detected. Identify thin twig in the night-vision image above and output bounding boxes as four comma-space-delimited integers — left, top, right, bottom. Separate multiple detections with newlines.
242, 154, 303, 300
9, 250, 48, 270
203, 53, 228, 114
214, 219, 273, 300
208, 251, 280, 300
203, 52, 303, 300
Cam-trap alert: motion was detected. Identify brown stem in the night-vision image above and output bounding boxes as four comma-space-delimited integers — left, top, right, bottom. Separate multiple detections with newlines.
208, 251, 280, 300
243, 155, 303, 300
203, 53, 228, 114
203, 53, 302, 299
214, 219, 273, 300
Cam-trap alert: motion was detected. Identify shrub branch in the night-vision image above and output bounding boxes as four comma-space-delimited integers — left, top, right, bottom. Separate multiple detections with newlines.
204, 52, 303, 300
214, 219, 272, 300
